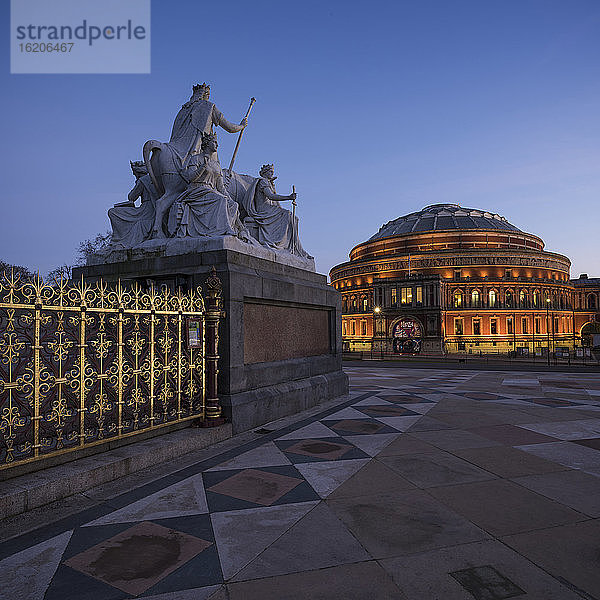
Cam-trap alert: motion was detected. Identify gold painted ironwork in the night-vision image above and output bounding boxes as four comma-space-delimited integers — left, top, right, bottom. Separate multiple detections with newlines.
0, 272, 208, 469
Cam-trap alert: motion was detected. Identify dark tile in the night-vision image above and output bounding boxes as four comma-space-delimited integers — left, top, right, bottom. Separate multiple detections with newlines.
327, 489, 488, 558
64, 521, 212, 596
207, 469, 302, 506
453, 446, 567, 478
405, 417, 458, 432
379, 452, 496, 488
203, 466, 319, 512
380, 540, 580, 600
275, 437, 369, 463
528, 398, 583, 407
232, 503, 370, 581
357, 405, 420, 417
324, 419, 388, 435
503, 520, 600, 599
411, 430, 502, 450
571, 437, 600, 450
468, 424, 559, 446
327, 459, 416, 499
378, 395, 434, 404
227, 561, 405, 600
449, 565, 525, 599
429, 479, 585, 536
377, 434, 440, 456
463, 392, 507, 401
511, 470, 600, 517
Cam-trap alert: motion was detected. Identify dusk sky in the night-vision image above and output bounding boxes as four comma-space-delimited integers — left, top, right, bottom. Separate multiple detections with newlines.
1, 0, 599, 278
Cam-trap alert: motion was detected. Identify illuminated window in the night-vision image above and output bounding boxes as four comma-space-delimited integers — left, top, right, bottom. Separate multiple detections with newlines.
401, 287, 412, 305
471, 290, 481, 307
522, 318, 528, 334
454, 319, 463, 335
473, 319, 481, 335
454, 291, 463, 307
490, 318, 498, 335
533, 291, 539, 307
507, 317, 513, 335
416, 286, 423, 305
391, 288, 397, 306
363, 298, 368, 312
505, 291, 513, 307
489, 290, 497, 308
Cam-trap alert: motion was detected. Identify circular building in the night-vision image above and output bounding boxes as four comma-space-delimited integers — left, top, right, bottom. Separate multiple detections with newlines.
330, 203, 599, 356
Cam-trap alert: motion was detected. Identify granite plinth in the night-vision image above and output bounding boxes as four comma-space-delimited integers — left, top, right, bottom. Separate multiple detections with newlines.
73, 247, 347, 434
89, 236, 316, 272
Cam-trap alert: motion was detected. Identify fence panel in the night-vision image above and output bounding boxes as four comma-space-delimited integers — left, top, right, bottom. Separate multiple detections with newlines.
0, 274, 210, 470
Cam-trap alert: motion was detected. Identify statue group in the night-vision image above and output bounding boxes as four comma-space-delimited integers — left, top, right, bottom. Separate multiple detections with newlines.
108, 83, 311, 260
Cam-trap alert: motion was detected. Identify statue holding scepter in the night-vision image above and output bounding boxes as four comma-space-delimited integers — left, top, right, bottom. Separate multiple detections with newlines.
142, 83, 250, 238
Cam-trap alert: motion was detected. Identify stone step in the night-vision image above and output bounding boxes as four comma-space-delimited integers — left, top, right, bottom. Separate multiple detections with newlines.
0, 424, 231, 519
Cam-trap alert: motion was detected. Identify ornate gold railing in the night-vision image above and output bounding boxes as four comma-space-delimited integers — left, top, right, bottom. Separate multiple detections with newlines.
0, 271, 223, 470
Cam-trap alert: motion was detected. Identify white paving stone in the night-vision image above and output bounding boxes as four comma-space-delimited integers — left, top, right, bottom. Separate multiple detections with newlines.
295, 459, 370, 497
276, 422, 337, 440
207, 442, 291, 471
342, 433, 401, 457
211, 501, 318, 579
83, 474, 208, 526
0, 530, 72, 600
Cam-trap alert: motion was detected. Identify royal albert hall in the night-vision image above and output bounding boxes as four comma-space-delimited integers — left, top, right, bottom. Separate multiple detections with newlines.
330, 204, 600, 356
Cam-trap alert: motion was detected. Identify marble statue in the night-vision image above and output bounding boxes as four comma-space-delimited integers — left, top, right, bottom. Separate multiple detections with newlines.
143, 83, 248, 238
229, 164, 312, 258
175, 132, 250, 241
97, 84, 314, 271
108, 161, 159, 248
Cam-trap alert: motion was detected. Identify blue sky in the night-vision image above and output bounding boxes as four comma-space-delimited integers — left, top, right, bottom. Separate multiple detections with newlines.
1, 0, 599, 278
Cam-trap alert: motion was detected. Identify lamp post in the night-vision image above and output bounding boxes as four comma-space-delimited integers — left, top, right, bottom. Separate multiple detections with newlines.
374, 306, 384, 360
546, 298, 551, 367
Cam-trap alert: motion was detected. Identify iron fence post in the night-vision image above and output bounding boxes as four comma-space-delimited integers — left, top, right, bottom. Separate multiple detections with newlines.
203, 268, 225, 427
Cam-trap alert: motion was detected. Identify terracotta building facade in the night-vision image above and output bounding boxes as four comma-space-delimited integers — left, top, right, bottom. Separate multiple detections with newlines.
330, 204, 600, 356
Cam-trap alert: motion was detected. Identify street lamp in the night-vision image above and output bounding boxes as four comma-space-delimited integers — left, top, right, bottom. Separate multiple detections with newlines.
373, 306, 383, 360
546, 298, 551, 367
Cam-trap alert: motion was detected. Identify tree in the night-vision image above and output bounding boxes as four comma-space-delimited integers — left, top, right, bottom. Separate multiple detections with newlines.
0, 260, 35, 282
46, 264, 73, 283
76, 230, 112, 265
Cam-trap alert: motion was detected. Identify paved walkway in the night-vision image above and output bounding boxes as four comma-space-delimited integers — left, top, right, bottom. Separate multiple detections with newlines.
1, 367, 600, 599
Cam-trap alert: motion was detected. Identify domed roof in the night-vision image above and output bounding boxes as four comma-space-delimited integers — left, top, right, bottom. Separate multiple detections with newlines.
369, 203, 522, 241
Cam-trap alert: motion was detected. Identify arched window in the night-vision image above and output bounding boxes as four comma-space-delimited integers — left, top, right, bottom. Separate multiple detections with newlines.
453, 291, 463, 308
505, 291, 513, 308
533, 291, 539, 307
589, 295, 597, 310
471, 290, 481, 307
489, 290, 497, 308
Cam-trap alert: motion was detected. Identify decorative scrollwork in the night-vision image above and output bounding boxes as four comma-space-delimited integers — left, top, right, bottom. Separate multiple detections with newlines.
0, 271, 208, 469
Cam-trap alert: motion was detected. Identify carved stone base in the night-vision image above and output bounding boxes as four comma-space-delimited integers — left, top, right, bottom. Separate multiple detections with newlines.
90, 235, 316, 273
74, 247, 347, 434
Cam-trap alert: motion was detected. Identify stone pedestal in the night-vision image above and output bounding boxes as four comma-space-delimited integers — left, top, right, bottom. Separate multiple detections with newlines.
73, 240, 348, 434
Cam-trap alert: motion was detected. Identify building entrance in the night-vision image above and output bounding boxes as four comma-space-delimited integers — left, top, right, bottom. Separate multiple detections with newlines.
392, 318, 422, 354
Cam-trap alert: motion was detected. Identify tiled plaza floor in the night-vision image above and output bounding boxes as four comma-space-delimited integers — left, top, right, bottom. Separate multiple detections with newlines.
2, 366, 600, 599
